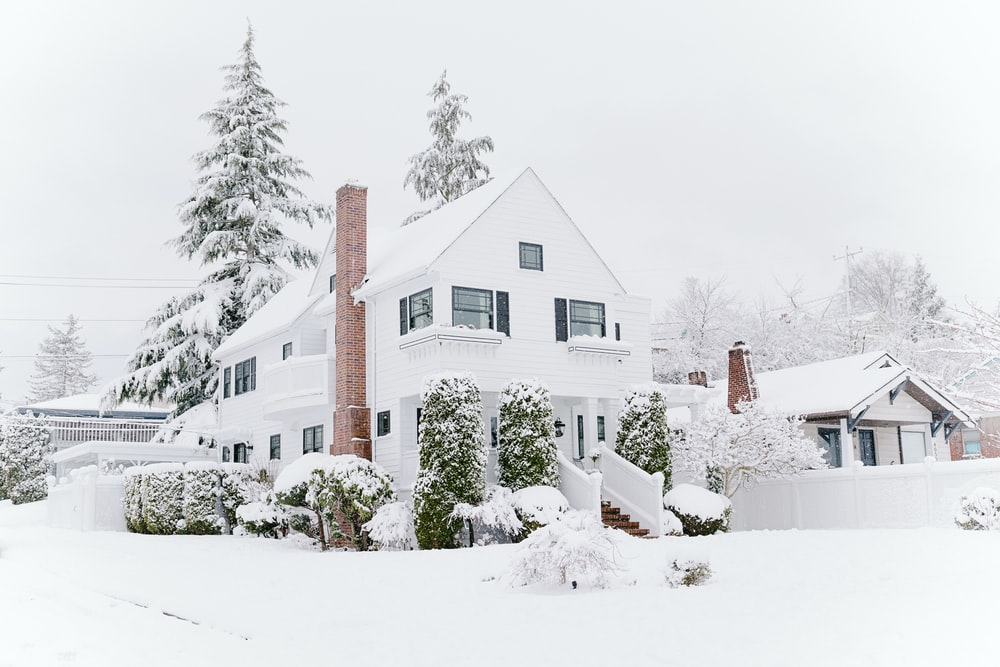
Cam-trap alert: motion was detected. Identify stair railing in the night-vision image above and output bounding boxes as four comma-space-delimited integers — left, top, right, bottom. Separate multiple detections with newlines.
557, 450, 602, 516
596, 442, 664, 537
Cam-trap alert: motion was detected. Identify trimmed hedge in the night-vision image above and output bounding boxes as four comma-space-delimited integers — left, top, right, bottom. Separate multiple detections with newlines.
141, 463, 185, 535
183, 462, 222, 535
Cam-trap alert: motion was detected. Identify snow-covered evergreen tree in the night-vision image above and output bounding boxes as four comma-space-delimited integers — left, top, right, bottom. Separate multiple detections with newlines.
28, 314, 96, 402
674, 400, 827, 498
615, 387, 672, 488
105, 25, 332, 416
402, 70, 494, 224
413, 372, 487, 549
0, 413, 52, 504
496, 379, 559, 491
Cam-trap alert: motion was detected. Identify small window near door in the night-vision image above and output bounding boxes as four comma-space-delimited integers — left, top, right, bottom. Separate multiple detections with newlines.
376, 410, 391, 437
303, 425, 324, 454
817, 428, 842, 468
577, 414, 585, 459
597, 416, 606, 443
222, 446, 231, 463
269, 434, 281, 460
234, 442, 248, 464
490, 417, 498, 449
282, 342, 292, 360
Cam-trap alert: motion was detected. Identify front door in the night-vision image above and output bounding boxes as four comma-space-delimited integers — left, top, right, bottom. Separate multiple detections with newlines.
858, 429, 876, 466
817, 428, 842, 468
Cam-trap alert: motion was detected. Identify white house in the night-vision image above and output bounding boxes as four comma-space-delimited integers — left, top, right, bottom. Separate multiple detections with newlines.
212, 168, 656, 523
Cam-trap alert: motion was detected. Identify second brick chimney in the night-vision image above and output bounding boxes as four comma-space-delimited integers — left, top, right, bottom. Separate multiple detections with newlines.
727, 341, 758, 413
331, 183, 372, 460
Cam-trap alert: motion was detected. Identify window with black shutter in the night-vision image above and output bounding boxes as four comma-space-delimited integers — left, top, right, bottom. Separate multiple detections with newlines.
554, 298, 568, 342
400, 288, 433, 335
615, 323, 621, 341
496, 291, 510, 336
223, 367, 231, 399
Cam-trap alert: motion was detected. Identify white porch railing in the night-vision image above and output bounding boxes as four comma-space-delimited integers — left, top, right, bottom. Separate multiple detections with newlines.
596, 443, 664, 536
262, 354, 333, 417
557, 451, 602, 515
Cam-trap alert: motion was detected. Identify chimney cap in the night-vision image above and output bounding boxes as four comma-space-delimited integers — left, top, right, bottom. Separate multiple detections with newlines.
732, 340, 747, 348
337, 180, 368, 192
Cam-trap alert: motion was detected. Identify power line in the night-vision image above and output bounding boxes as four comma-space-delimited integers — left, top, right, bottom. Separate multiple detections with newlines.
0, 281, 193, 289
0, 318, 145, 323
0, 354, 130, 360
0, 273, 197, 283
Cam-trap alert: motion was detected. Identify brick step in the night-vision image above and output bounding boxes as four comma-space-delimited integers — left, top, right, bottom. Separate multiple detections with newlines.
600, 502, 652, 538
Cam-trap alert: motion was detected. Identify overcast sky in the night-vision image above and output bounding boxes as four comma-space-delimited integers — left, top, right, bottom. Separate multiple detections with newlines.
2, 1, 999, 404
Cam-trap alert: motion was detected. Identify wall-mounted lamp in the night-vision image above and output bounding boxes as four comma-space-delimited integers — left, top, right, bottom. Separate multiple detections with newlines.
554, 418, 566, 438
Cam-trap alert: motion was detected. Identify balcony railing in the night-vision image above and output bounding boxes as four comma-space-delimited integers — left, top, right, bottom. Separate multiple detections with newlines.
262, 354, 334, 418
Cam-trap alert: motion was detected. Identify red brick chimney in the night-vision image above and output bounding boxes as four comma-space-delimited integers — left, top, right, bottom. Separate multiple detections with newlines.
727, 341, 758, 414
331, 183, 372, 460
687, 370, 708, 388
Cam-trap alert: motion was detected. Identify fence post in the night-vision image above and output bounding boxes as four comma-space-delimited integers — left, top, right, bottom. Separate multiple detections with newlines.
924, 457, 936, 526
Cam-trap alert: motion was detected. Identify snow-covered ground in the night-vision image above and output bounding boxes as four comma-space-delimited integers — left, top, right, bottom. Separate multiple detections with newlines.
1, 500, 996, 667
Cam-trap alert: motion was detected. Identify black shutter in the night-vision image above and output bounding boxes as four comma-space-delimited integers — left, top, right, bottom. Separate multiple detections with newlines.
250, 357, 256, 391
615, 322, 621, 341
400, 297, 408, 335
496, 291, 510, 336
554, 298, 568, 342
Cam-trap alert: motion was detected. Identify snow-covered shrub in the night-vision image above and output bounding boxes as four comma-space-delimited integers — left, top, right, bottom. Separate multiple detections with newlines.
615, 386, 672, 487
0, 413, 52, 505
496, 379, 559, 491
954, 488, 1000, 531
236, 490, 289, 538
220, 463, 256, 533
666, 558, 713, 588
274, 453, 330, 548
451, 485, 524, 546
664, 484, 732, 536
142, 463, 185, 535
662, 509, 684, 537
365, 500, 415, 551
182, 461, 222, 535
505, 510, 621, 589
512, 485, 570, 539
122, 467, 147, 533
413, 372, 487, 549
311, 455, 396, 550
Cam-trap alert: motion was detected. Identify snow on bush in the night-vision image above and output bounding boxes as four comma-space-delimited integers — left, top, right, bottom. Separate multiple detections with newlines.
496, 379, 559, 492
182, 461, 222, 535
236, 491, 289, 538
450, 485, 524, 546
504, 510, 621, 589
664, 484, 732, 536
365, 501, 415, 551
512, 485, 570, 538
220, 463, 257, 533
662, 509, 683, 537
122, 467, 147, 533
0, 413, 52, 505
674, 399, 827, 498
954, 488, 1000, 531
142, 463, 185, 535
666, 558, 713, 588
615, 386, 672, 486
413, 372, 487, 549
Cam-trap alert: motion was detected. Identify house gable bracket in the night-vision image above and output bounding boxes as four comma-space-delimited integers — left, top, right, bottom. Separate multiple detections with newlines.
847, 405, 870, 432
944, 421, 960, 441
930, 410, 954, 438
889, 377, 909, 405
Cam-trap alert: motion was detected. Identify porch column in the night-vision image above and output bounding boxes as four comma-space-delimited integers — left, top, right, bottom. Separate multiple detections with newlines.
599, 397, 617, 446
839, 417, 856, 467
583, 398, 600, 457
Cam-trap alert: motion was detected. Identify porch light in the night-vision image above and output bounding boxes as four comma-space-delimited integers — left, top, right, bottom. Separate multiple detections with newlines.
554, 418, 565, 438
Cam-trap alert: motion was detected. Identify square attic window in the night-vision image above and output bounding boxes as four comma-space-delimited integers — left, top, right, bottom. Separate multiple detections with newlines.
519, 242, 543, 271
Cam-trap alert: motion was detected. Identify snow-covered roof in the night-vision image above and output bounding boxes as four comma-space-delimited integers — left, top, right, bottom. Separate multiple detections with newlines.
20, 394, 170, 418
213, 279, 321, 360
356, 169, 528, 297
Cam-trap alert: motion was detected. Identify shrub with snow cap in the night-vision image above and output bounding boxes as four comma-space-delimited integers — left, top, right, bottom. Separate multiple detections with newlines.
615, 386, 672, 487
666, 558, 713, 588
505, 509, 621, 589
664, 484, 732, 536
237, 490, 289, 538
496, 378, 559, 492
182, 461, 222, 535
450, 485, 524, 546
954, 488, 1000, 531
122, 467, 147, 533
0, 413, 52, 505
142, 463, 185, 535
413, 372, 487, 549
365, 500, 415, 551
220, 463, 256, 533
512, 485, 570, 538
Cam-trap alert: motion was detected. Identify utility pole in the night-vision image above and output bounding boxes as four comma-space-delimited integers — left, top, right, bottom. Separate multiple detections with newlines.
834, 246, 863, 347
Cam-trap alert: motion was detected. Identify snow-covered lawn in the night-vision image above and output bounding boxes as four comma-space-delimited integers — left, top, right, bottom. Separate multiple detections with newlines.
1, 500, 996, 667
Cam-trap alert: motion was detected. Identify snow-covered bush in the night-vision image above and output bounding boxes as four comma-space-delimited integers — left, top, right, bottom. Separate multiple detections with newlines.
0, 413, 52, 505
451, 485, 524, 546
365, 501, 415, 551
505, 510, 621, 589
413, 372, 487, 549
311, 455, 396, 550
142, 463, 185, 535
496, 379, 559, 492
615, 386, 672, 487
182, 462, 222, 535
236, 490, 289, 538
666, 558, 713, 588
220, 463, 256, 533
512, 485, 570, 539
954, 488, 1000, 531
664, 484, 732, 536
122, 467, 146, 533
674, 399, 827, 498
662, 509, 684, 537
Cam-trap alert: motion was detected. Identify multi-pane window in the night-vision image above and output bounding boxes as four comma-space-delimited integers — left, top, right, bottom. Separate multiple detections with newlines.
597, 416, 606, 443
410, 289, 433, 330
270, 434, 281, 460
234, 357, 256, 395
282, 342, 292, 360
519, 242, 543, 271
569, 300, 606, 338
234, 443, 248, 464
376, 410, 391, 437
222, 446, 231, 463
303, 425, 324, 454
452, 286, 493, 330
223, 367, 231, 399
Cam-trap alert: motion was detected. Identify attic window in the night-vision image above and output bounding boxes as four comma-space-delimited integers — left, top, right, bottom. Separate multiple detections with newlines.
519, 242, 543, 271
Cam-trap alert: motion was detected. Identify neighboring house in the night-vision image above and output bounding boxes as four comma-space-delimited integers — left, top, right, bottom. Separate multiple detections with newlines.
663, 343, 975, 467
212, 168, 652, 501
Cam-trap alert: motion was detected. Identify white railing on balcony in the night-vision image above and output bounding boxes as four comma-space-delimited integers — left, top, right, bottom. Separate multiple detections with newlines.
262, 354, 333, 416
557, 451, 602, 515
596, 442, 664, 536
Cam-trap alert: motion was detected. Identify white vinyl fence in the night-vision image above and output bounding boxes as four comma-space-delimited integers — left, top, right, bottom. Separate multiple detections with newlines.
730, 457, 1000, 531
47, 466, 126, 532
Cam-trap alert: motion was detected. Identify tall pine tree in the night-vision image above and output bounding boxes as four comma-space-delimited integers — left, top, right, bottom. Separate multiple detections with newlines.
28, 314, 96, 402
105, 25, 332, 416
402, 70, 494, 224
